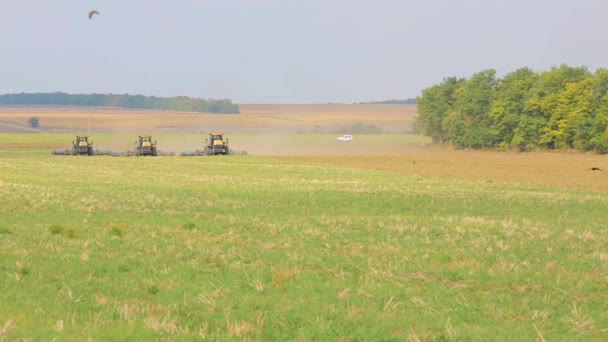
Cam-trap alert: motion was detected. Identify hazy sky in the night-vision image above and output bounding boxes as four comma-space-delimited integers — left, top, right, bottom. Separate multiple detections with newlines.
1, 0, 607, 103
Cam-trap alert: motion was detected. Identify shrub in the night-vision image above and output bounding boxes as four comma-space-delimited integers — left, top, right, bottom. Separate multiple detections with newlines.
49, 224, 65, 235
182, 222, 197, 230
147, 285, 160, 295
19, 266, 30, 276
27, 116, 40, 128
110, 227, 124, 237
48, 225, 75, 238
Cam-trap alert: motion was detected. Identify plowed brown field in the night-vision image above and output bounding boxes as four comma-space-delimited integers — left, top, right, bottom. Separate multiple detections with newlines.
278, 151, 608, 191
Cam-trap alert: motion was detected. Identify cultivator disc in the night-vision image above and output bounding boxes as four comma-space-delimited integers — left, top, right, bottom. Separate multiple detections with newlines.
52, 149, 71, 155
180, 150, 196, 156
94, 149, 112, 155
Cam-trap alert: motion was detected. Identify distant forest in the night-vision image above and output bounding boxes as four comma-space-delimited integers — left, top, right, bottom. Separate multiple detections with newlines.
415, 64, 608, 153
355, 98, 416, 104
0, 92, 240, 114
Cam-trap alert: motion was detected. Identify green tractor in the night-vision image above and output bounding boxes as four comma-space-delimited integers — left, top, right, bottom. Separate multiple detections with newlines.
134, 135, 158, 156
72, 135, 94, 155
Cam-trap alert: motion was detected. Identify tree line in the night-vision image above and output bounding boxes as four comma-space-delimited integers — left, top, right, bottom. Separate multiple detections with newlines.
0, 92, 240, 114
414, 64, 608, 153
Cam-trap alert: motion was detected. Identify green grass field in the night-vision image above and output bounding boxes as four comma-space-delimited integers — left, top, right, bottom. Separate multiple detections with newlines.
1, 134, 607, 340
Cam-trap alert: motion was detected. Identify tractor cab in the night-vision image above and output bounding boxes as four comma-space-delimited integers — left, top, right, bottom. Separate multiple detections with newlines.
76, 135, 89, 146
140, 135, 152, 145
210, 133, 225, 145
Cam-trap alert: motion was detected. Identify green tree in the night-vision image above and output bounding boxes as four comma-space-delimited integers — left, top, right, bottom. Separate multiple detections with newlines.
511, 116, 547, 151
539, 78, 594, 149
452, 69, 497, 148
441, 111, 467, 147
590, 68, 608, 108
490, 67, 538, 150
414, 77, 463, 143
27, 116, 40, 128
590, 92, 608, 152
525, 64, 591, 149
416, 64, 608, 153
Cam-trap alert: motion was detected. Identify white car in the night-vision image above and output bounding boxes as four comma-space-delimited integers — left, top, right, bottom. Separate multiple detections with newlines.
337, 134, 353, 142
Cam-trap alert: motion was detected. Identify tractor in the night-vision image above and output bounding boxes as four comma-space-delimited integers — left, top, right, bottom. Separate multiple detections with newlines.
134, 134, 158, 156
72, 135, 94, 155
180, 132, 246, 156
204, 132, 230, 155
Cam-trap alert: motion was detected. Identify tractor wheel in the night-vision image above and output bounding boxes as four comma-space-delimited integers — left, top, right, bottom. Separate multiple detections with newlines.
88, 147, 94, 156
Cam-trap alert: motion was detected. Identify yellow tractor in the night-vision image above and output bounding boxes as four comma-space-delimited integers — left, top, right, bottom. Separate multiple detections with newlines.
204, 132, 230, 155
72, 135, 94, 155
180, 132, 246, 156
134, 134, 157, 156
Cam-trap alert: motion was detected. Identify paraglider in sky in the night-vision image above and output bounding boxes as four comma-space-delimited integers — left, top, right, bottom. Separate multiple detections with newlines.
88, 10, 99, 19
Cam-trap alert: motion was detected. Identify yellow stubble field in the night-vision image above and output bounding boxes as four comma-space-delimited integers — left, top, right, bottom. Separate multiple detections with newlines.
0, 104, 416, 134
